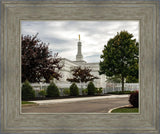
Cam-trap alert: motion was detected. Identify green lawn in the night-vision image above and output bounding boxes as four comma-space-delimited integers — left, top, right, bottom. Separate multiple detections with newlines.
111, 107, 138, 113
22, 101, 36, 105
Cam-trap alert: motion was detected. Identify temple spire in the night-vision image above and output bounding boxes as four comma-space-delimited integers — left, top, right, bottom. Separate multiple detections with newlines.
76, 35, 83, 61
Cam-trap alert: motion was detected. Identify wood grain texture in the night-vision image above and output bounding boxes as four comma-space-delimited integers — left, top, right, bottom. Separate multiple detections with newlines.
1, 0, 159, 133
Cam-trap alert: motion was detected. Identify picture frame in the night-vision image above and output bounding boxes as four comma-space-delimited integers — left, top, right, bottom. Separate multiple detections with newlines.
1, 0, 159, 133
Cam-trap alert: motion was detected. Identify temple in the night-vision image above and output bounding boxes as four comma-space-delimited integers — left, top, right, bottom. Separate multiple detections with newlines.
54, 35, 106, 90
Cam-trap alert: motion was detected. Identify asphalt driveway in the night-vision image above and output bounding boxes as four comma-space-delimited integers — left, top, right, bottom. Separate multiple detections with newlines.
22, 96, 130, 113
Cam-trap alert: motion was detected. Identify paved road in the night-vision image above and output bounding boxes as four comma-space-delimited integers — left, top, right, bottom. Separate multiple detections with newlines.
22, 97, 130, 113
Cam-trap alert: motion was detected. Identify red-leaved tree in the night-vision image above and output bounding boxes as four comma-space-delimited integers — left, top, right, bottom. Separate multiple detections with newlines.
67, 67, 98, 88
22, 33, 63, 83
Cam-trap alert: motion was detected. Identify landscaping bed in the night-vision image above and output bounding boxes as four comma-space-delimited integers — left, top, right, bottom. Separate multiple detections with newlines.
107, 91, 135, 94
23, 94, 111, 101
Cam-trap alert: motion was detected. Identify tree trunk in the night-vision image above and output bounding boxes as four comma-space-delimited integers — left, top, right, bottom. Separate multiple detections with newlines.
122, 76, 124, 92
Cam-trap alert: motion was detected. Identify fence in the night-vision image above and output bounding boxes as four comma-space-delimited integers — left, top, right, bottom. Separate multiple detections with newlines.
31, 82, 139, 97
103, 83, 139, 93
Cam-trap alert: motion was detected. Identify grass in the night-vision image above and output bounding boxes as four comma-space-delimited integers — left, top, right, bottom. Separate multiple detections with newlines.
111, 107, 138, 113
22, 101, 36, 105
107, 91, 135, 94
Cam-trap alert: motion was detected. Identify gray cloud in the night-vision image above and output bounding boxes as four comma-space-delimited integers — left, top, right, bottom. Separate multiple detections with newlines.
44, 37, 71, 45
21, 21, 139, 63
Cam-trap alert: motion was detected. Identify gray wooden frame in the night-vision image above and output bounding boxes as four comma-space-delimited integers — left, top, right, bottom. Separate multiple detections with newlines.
1, 0, 159, 133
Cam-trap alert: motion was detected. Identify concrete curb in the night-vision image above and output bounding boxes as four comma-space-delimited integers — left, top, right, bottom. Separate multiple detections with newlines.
108, 105, 131, 113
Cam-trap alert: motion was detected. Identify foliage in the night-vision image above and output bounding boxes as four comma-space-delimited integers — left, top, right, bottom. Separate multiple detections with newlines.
126, 61, 138, 83
107, 90, 135, 94
38, 90, 46, 98
46, 82, 60, 97
22, 80, 35, 100
100, 31, 139, 91
129, 90, 139, 107
82, 89, 88, 95
69, 83, 79, 96
63, 88, 70, 96
126, 75, 138, 83
95, 87, 103, 95
21, 33, 63, 83
67, 67, 98, 83
107, 75, 121, 83
87, 82, 96, 95
111, 107, 138, 113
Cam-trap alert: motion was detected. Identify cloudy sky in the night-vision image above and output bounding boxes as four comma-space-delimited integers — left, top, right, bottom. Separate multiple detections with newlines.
21, 21, 139, 63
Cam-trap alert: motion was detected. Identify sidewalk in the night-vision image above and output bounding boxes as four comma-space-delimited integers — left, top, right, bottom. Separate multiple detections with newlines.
29, 95, 129, 105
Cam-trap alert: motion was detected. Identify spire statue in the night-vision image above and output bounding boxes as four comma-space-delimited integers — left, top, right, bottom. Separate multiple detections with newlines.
76, 35, 83, 61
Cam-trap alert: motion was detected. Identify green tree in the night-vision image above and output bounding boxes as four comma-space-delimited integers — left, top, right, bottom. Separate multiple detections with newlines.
107, 75, 121, 83
99, 31, 139, 91
87, 81, 96, 95
69, 83, 79, 96
46, 82, 60, 97
22, 80, 35, 100
126, 62, 139, 83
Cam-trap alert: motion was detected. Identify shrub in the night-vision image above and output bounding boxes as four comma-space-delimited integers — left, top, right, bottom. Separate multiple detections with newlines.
82, 89, 88, 95
22, 80, 35, 100
70, 83, 79, 96
63, 88, 70, 96
87, 82, 96, 95
38, 90, 46, 98
129, 90, 139, 107
46, 82, 60, 97
99, 87, 103, 94
95, 87, 98, 93
96, 87, 103, 95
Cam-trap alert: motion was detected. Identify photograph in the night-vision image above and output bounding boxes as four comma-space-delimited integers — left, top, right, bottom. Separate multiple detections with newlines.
21, 20, 139, 113
1, 0, 159, 133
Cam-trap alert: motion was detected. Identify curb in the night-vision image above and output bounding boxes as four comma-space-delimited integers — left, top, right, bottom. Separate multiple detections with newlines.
108, 105, 131, 113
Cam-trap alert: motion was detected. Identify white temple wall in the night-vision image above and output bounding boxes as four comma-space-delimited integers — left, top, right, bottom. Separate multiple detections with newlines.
56, 58, 107, 88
